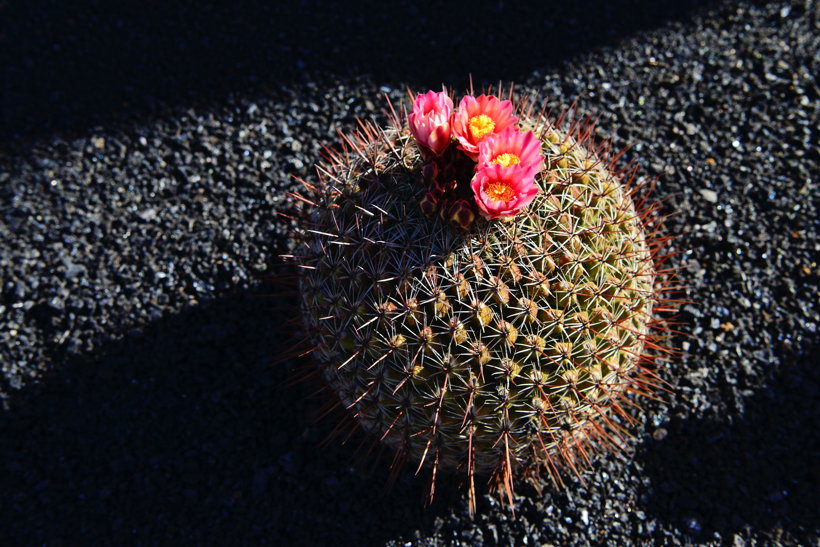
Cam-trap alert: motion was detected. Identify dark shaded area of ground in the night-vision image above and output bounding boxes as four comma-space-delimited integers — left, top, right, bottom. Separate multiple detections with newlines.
642, 344, 819, 539
1, 0, 818, 544
1, 290, 460, 545
3, 0, 721, 146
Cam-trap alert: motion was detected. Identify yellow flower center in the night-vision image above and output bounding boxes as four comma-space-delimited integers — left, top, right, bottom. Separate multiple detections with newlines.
468, 114, 496, 140
486, 180, 515, 202
492, 153, 521, 167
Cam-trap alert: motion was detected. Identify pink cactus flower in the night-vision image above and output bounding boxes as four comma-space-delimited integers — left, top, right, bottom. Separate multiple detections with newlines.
470, 163, 539, 220
409, 91, 454, 157
477, 128, 544, 179
452, 95, 518, 159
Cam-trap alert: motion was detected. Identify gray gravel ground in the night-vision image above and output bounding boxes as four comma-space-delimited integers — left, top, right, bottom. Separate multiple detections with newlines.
1, 0, 818, 544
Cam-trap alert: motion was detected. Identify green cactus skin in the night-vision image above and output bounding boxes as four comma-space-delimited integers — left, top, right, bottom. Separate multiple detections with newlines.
292, 96, 672, 512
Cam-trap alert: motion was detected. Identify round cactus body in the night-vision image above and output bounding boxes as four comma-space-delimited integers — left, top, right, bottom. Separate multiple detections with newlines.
294, 94, 667, 511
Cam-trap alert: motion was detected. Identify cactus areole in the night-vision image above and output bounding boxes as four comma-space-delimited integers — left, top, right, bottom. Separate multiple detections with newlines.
291, 88, 674, 513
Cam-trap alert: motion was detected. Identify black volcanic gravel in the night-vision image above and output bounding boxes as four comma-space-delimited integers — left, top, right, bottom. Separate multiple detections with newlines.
1, 0, 818, 545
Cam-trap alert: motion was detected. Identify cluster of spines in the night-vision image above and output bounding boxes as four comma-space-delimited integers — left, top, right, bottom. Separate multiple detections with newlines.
286, 90, 683, 513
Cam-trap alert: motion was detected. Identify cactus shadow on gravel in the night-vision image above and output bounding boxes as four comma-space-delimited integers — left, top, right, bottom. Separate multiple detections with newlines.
639, 343, 820, 541
0, 288, 455, 545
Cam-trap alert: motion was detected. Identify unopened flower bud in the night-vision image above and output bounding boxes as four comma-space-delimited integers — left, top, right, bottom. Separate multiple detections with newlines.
419, 192, 439, 217
448, 200, 476, 231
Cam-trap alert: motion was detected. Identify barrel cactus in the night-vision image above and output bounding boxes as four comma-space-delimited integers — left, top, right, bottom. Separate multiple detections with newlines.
290, 87, 673, 512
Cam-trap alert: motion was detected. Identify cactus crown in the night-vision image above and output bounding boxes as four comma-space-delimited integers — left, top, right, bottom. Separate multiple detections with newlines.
291, 89, 674, 513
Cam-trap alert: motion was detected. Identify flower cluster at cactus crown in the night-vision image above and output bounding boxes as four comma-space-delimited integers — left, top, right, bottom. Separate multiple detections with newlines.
409, 90, 545, 226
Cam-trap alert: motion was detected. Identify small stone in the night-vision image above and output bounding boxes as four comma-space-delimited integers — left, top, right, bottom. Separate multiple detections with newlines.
699, 189, 718, 203
685, 517, 702, 533
137, 208, 157, 221
64, 262, 86, 280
